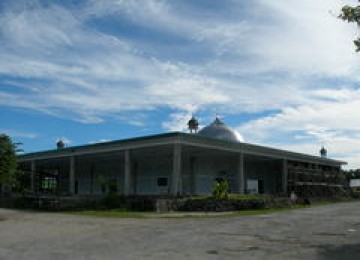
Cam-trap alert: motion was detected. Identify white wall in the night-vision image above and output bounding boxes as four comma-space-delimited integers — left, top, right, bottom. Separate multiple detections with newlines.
350, 179, 360, 188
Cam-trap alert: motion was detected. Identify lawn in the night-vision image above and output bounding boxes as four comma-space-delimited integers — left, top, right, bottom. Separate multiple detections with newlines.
68, 204, 312, 219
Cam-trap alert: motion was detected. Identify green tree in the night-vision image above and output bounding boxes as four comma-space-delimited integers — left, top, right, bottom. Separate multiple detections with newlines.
0, 134, 22, 192
342, 169, 360, 180
339, 1, 360, 51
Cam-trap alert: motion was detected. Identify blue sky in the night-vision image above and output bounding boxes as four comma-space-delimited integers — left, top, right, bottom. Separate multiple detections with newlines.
1, 0, 359, 168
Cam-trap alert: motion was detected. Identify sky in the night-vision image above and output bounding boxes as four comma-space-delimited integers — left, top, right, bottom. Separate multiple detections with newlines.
0, 0, 359, 168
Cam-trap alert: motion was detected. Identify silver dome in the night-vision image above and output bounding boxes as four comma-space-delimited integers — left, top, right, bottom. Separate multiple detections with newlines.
197, 117, 244, 143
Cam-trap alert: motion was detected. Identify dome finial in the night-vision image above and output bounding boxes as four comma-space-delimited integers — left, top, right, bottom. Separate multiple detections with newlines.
213, 115, 224, 126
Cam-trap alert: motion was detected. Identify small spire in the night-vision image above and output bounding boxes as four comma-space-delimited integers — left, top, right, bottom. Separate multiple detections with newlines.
320, 146, 327, 158
56, 139, 65, 149
188, 115, 199, 134
212, 115, 224, 126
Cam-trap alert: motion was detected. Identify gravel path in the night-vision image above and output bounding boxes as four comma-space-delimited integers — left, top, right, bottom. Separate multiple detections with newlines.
0, 201, 360, 260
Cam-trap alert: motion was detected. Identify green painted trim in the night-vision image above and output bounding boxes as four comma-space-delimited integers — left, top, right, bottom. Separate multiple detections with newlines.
18, 132, 181, 159
18, 132, 346, 165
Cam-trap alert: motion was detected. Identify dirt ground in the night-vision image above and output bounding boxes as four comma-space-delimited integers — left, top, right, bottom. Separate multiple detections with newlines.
0, 201, 360, 260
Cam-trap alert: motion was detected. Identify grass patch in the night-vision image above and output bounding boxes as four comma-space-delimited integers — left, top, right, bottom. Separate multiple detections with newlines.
228, 205, 309, 217
70, 208, 145, 218
227, 193, 265, 200
190, 193, 265, 200
159, 205, 310, 219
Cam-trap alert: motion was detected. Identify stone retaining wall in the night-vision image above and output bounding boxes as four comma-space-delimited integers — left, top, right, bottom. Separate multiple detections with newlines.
175, 198, 265, 212
0, 195, 354, 212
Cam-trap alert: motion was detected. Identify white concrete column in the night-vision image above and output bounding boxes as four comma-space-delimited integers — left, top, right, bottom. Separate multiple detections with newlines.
237, 153, 245, 194
190, 157, 196, 195
69, 156, 75, 195
282, 159, 288, 195
30, 160, 36, 193
124, 150, 132, 196
172, 144, 182, 196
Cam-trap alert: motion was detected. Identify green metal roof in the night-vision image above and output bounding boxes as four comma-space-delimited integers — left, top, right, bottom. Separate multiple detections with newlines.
18, 132, 346, 165
180, 133, 346, 165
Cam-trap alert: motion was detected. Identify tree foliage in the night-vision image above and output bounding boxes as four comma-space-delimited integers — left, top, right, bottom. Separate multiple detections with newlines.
339, 1, 360, 51
0, 134, 21, 190
341, 169, 360, 180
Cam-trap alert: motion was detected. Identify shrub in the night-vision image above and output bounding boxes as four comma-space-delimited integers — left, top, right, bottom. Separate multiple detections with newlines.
212, 180, 229, 199
352, 191, 360, 199
100, 194, 126, 209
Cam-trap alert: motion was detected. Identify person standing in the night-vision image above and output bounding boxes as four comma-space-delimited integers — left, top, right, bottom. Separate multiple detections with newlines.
290, 191, 297, 207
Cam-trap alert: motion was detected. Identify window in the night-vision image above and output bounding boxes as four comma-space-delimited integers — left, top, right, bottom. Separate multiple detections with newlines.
42, 176, 57, 191
157, 177, 168, 187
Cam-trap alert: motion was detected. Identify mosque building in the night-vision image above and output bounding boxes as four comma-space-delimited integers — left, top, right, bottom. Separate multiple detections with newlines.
17, 117, 346, 198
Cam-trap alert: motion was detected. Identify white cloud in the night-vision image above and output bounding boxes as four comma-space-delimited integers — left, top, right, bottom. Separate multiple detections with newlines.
161, 112, 192, 132
89, 139, 111, 144
0, 0, 360, 167
0, 129, 38, 139
248, 0, 360, 78
1, 1, 358, 120
238, 94, 360, 168
239, 96, 360, 139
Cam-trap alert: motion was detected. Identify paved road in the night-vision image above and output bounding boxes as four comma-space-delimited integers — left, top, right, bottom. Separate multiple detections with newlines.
0, 202, 360, 260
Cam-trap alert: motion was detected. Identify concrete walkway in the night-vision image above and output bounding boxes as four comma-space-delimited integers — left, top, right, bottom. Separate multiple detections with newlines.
0, 202, 360, 259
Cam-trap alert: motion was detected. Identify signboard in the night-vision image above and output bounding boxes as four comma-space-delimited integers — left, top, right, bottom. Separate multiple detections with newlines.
247, 179, 258, 194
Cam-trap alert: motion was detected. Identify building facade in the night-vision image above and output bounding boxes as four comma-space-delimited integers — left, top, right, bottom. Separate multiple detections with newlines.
17, 118, 346, 198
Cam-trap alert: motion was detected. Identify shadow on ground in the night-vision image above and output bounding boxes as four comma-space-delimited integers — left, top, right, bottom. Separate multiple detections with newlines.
319, 244, 360, 260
